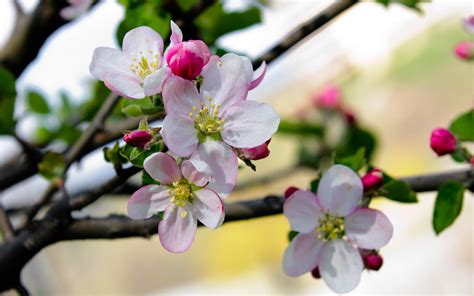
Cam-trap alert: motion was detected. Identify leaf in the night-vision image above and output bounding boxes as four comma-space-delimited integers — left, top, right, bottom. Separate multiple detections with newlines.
450, 147, 470, 163
120, 142, 163, 167
142, 171, 161, 186
277, 119, 324, 138
432, 180, 465, 235
381, 180, 418, 203
103, 142, 127, 166
288, 230, 299, 242
0, 66, 16, 135
26, 91, 50, 114
335, 147, 366, 172
376, 0, 427, 12
38, 152, 65, 180
449, 109, 474, 142
310, 178, 320, 193
121, 97, 161, 117
177, 0, 198, 11
337, 126, 377, 162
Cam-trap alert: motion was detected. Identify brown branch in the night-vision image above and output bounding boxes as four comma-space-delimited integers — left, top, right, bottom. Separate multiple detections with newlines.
0, 206, 15, 241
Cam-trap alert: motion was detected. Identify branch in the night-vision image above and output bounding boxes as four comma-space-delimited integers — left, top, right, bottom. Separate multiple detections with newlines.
0, 206, 15, 241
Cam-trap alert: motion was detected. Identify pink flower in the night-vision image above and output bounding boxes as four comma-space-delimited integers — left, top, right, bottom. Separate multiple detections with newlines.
282, 165, 393, 294
430, 128, 457, 156
90, 26, 171, 99
312, 85, 342, 109
60, 0, 92, 20
238, 139, 271, 160
462, 16, 474, 34
128, 152, 224, 253
165, 22, 211, 80
454, 41, 474, 60
361, 168, 384, 192
123, 130, 152, 147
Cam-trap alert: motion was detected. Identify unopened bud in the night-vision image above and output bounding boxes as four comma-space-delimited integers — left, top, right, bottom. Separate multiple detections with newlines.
166, 40, 211, 80
124, 130, 152, 148
363, 252, 383, 271
361, 169, 384, 192
454, 41, 474, 61
311, 266, 321, 279
312, 85, 341, 109
284, 186, 299, 199
239, 140, 271, 161
430, 128, 457, 156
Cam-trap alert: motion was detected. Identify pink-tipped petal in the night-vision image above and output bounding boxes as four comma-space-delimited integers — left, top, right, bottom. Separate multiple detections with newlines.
190, 141, 238, 198
282, 233, 324, 277
317, 165, 363, 217
170, 20, 183, 45
127, 185, 170, 219
318, 239, 364, 294
143, 152, 181, 185
162, 76, 201, 115
284, 190, 323, 233
159, 204, 197, 253
103, 73, 145, 99
193, 188, 224, 229
249, 61, 266, 90
161, 113, 199, 157
222, 100, 280, 148
123, 26, 164, 57
181, 159, 211, 187
144, 66, 171, 96
89, 47, 132, 80
345, 208, 393, 249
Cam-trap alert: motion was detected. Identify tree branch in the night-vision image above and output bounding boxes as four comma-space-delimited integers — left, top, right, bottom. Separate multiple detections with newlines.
0, 206, 15, 241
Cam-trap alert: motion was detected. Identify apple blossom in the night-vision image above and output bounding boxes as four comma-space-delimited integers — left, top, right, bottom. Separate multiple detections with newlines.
430, 128, 457, 156
282, 165, 393, 294
90, 26, 171, 99
128, 152, 224, 253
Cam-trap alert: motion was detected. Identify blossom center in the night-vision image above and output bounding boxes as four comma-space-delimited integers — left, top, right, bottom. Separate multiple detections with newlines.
130, 50, 160, 80
316, 213, 345, 241
188, 97, 224, 137
170, 180, 193, 209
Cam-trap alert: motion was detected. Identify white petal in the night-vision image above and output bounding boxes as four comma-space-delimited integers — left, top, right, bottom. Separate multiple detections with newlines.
319, 239, 364, 294
89, 47, 132, 80
158, 204, 197, 253
284, 190, 323, 233
103, 73, 145, 99
193, 188, 224, 229
282, 233, 324, 277
222, 100, 280, 148
345, 208, 394, 249
317, 165, 363, 217
144, 67, 171, 96
170, 20, 183, 45
190, 141, 237, 198
249, 61, 266, 90
127, 185, 170, 219
161, 114, 199, 157
143, 152, 181, 185
181, 159, 211, 187
123, 26, 164, 57
162, 76, 201, 115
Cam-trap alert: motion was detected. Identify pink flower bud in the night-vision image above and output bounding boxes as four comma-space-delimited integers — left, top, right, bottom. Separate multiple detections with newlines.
454, 41, 474, 60
312, 85, 341, 109
363, 252, 383, 271
284, 186, 299, 199
311, 266, 321, 279
361, 169, 384, 192
166, 40, 211, 80
124, 130, 152, 148
239, 140, 271, 161
342, 108, 357, 126
430, 128, 457, 156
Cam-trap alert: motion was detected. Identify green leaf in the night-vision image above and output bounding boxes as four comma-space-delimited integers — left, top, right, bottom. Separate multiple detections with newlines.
433, 180, 465, 235
310, 178, 320, 193
177, 0, 198, 11
121, 97, 161, 117
449, 109, 474, 142
450, 147, 470, 163
288, 230, 299, 242
381, 180, 418, 203
376, 0, 427, 12
337, 126, 377, 162
103, 142, 127, 166
277, 119, 324, 138
195, 3, 261, 44
142, 171, 161, 186
120, 141, 163, 167
0, 66, 16, 135
335, 147, 366, 172
38, 152, 65, 180
26, 91, 50, 114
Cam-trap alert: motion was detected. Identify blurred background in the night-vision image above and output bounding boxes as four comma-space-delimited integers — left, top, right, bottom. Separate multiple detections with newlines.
0, 0, 473, 295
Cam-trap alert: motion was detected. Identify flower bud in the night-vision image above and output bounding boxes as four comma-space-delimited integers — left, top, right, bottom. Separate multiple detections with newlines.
342, 108, 357, 126
363, 252, 383, 271
312, 85, 341, 109
361, 169, 384, 192
454, 41, 474, 61
166, 40, 211, 80
239, 140, 271, 161
311, 266, 321, 279
124, 130, 152, 148
430, 128, 457, 156
284, 186, 299, 199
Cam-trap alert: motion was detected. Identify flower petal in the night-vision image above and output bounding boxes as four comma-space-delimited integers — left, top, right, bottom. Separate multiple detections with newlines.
345, 208, 393, 249
158, 204, 197, 253
282, 233, 324, 277
181, 159, 211, 187
317, 165, 363, 217
170, 20, 183, 45
123, 26, 164, 57
162, 76, 201, 115
200, 53, 249, 116
143, 152, 181, 185
161, 113, 199, 157
193, 188, 224, 229
318, 239, 364, 294
222, 100, 280, 148
127, 185, 170, 219
89, 47, 132, 80
249, 61, 266, 90
284, 190, 323, 233
143, 66, 171, 96
103, 73, 145, 99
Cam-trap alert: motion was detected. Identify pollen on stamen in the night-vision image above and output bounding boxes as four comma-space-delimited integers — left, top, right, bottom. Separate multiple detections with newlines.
181, 210, 188, 218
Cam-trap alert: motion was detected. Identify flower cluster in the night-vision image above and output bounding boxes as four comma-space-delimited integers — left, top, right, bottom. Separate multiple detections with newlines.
282, 165, 393, 293
90, 22, 280, 253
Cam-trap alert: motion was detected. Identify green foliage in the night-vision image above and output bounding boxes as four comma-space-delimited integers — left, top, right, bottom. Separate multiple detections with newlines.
26, 90, 50, 114
0, 66, 17, 135
449, 109, 474, 142
142, 170, 161, 186
103, 142, 127, 166
432, 180, 464, 235
177, 0, 198, 12
335, 147, 366, 172
337, 126, 377, 162
376, 0, 427, 12
277, 120, 324, 138
288, 230, 298, 242
121, 97, 163, 117
380, 179, 418, 203
310, 178, 320, 193
450, 147, 471, 163
195, 3, 261, 44
38, 152, 65, 180
120, 141, 163, 167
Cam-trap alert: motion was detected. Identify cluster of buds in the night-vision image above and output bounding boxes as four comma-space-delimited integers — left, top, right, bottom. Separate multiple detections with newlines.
454, 16, 474, 61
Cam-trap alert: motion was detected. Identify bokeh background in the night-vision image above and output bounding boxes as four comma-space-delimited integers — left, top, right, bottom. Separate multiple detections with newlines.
1, 0, 473, 295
